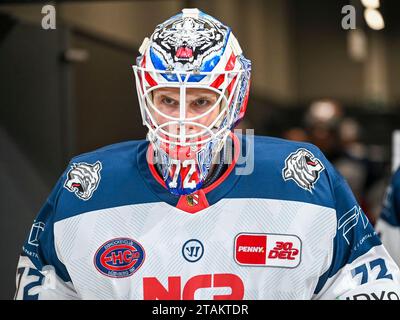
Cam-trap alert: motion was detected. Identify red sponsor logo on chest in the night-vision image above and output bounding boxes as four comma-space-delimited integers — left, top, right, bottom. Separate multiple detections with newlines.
235, 234, 267, 265
234, 233, 301, 268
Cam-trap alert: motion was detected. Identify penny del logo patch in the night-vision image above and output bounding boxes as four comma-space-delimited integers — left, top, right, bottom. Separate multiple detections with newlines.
234, 233, 301, 268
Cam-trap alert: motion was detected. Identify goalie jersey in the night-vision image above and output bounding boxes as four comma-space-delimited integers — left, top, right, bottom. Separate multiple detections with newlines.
15, 135, 400, 300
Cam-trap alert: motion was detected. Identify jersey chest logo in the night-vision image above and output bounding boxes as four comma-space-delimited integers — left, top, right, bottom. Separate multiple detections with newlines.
182, 239, 204, 262
94, 238, 146, 278
234, 233, 302, 268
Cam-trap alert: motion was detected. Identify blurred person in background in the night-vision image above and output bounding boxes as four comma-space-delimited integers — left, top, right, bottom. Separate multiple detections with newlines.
303, 99, 386, 224
337, 118, 389, 225
282, 127, 309, 143
375, 167, 400, 266
304, 99, 344, 163
335, 118, 368, 204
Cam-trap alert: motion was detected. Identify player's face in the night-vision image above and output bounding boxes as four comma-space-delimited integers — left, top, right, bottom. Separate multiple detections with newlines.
152, 87, 220, 135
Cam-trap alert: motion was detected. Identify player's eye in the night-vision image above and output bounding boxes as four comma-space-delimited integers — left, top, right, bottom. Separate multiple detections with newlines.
193, 98, 211, 107
161, 97, 178, 106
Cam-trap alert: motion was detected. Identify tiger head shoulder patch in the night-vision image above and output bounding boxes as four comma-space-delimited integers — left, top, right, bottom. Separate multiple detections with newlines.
64, 161, 102, 200
282, 148, 325, 192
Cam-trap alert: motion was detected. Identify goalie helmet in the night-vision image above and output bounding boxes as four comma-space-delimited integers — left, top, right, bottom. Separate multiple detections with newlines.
133, 8, 251, 195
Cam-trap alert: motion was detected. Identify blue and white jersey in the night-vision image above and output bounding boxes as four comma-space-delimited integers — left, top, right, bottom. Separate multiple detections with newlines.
375, 168, 400, 267
15, 135, 400, 300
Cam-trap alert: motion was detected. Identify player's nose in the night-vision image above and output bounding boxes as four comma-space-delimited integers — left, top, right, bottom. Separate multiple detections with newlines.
176, 124, 199, 135
184, 108, 199, 132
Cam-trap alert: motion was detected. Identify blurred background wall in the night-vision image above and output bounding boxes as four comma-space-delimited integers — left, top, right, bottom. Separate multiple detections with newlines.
0, 0, 399, 299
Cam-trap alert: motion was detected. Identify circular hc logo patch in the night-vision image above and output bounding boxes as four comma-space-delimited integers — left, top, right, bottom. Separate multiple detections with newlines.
182, 239, 204, 263
94, 238, 145, 278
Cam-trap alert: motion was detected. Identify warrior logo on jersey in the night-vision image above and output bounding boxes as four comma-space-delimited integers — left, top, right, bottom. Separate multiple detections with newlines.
151, 15, 229, 71
182, 239, 204, 262
64, 161, 102, 200
282, 148, 325, 192
94, 238, 145, 278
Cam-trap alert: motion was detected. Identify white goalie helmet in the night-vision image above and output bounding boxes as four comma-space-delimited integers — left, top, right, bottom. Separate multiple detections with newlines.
132, 8, 251, 195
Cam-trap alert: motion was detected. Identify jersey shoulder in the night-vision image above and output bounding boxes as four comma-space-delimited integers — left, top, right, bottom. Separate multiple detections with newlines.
251, 135, 332, 176
54, 139, 157, 222
232, 135, 338, 208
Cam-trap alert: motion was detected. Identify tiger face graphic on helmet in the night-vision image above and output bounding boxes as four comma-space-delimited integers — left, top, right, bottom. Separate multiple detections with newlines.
64, 161, 102, 200
283, 149, 325, 192
151, 16, 229, 71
